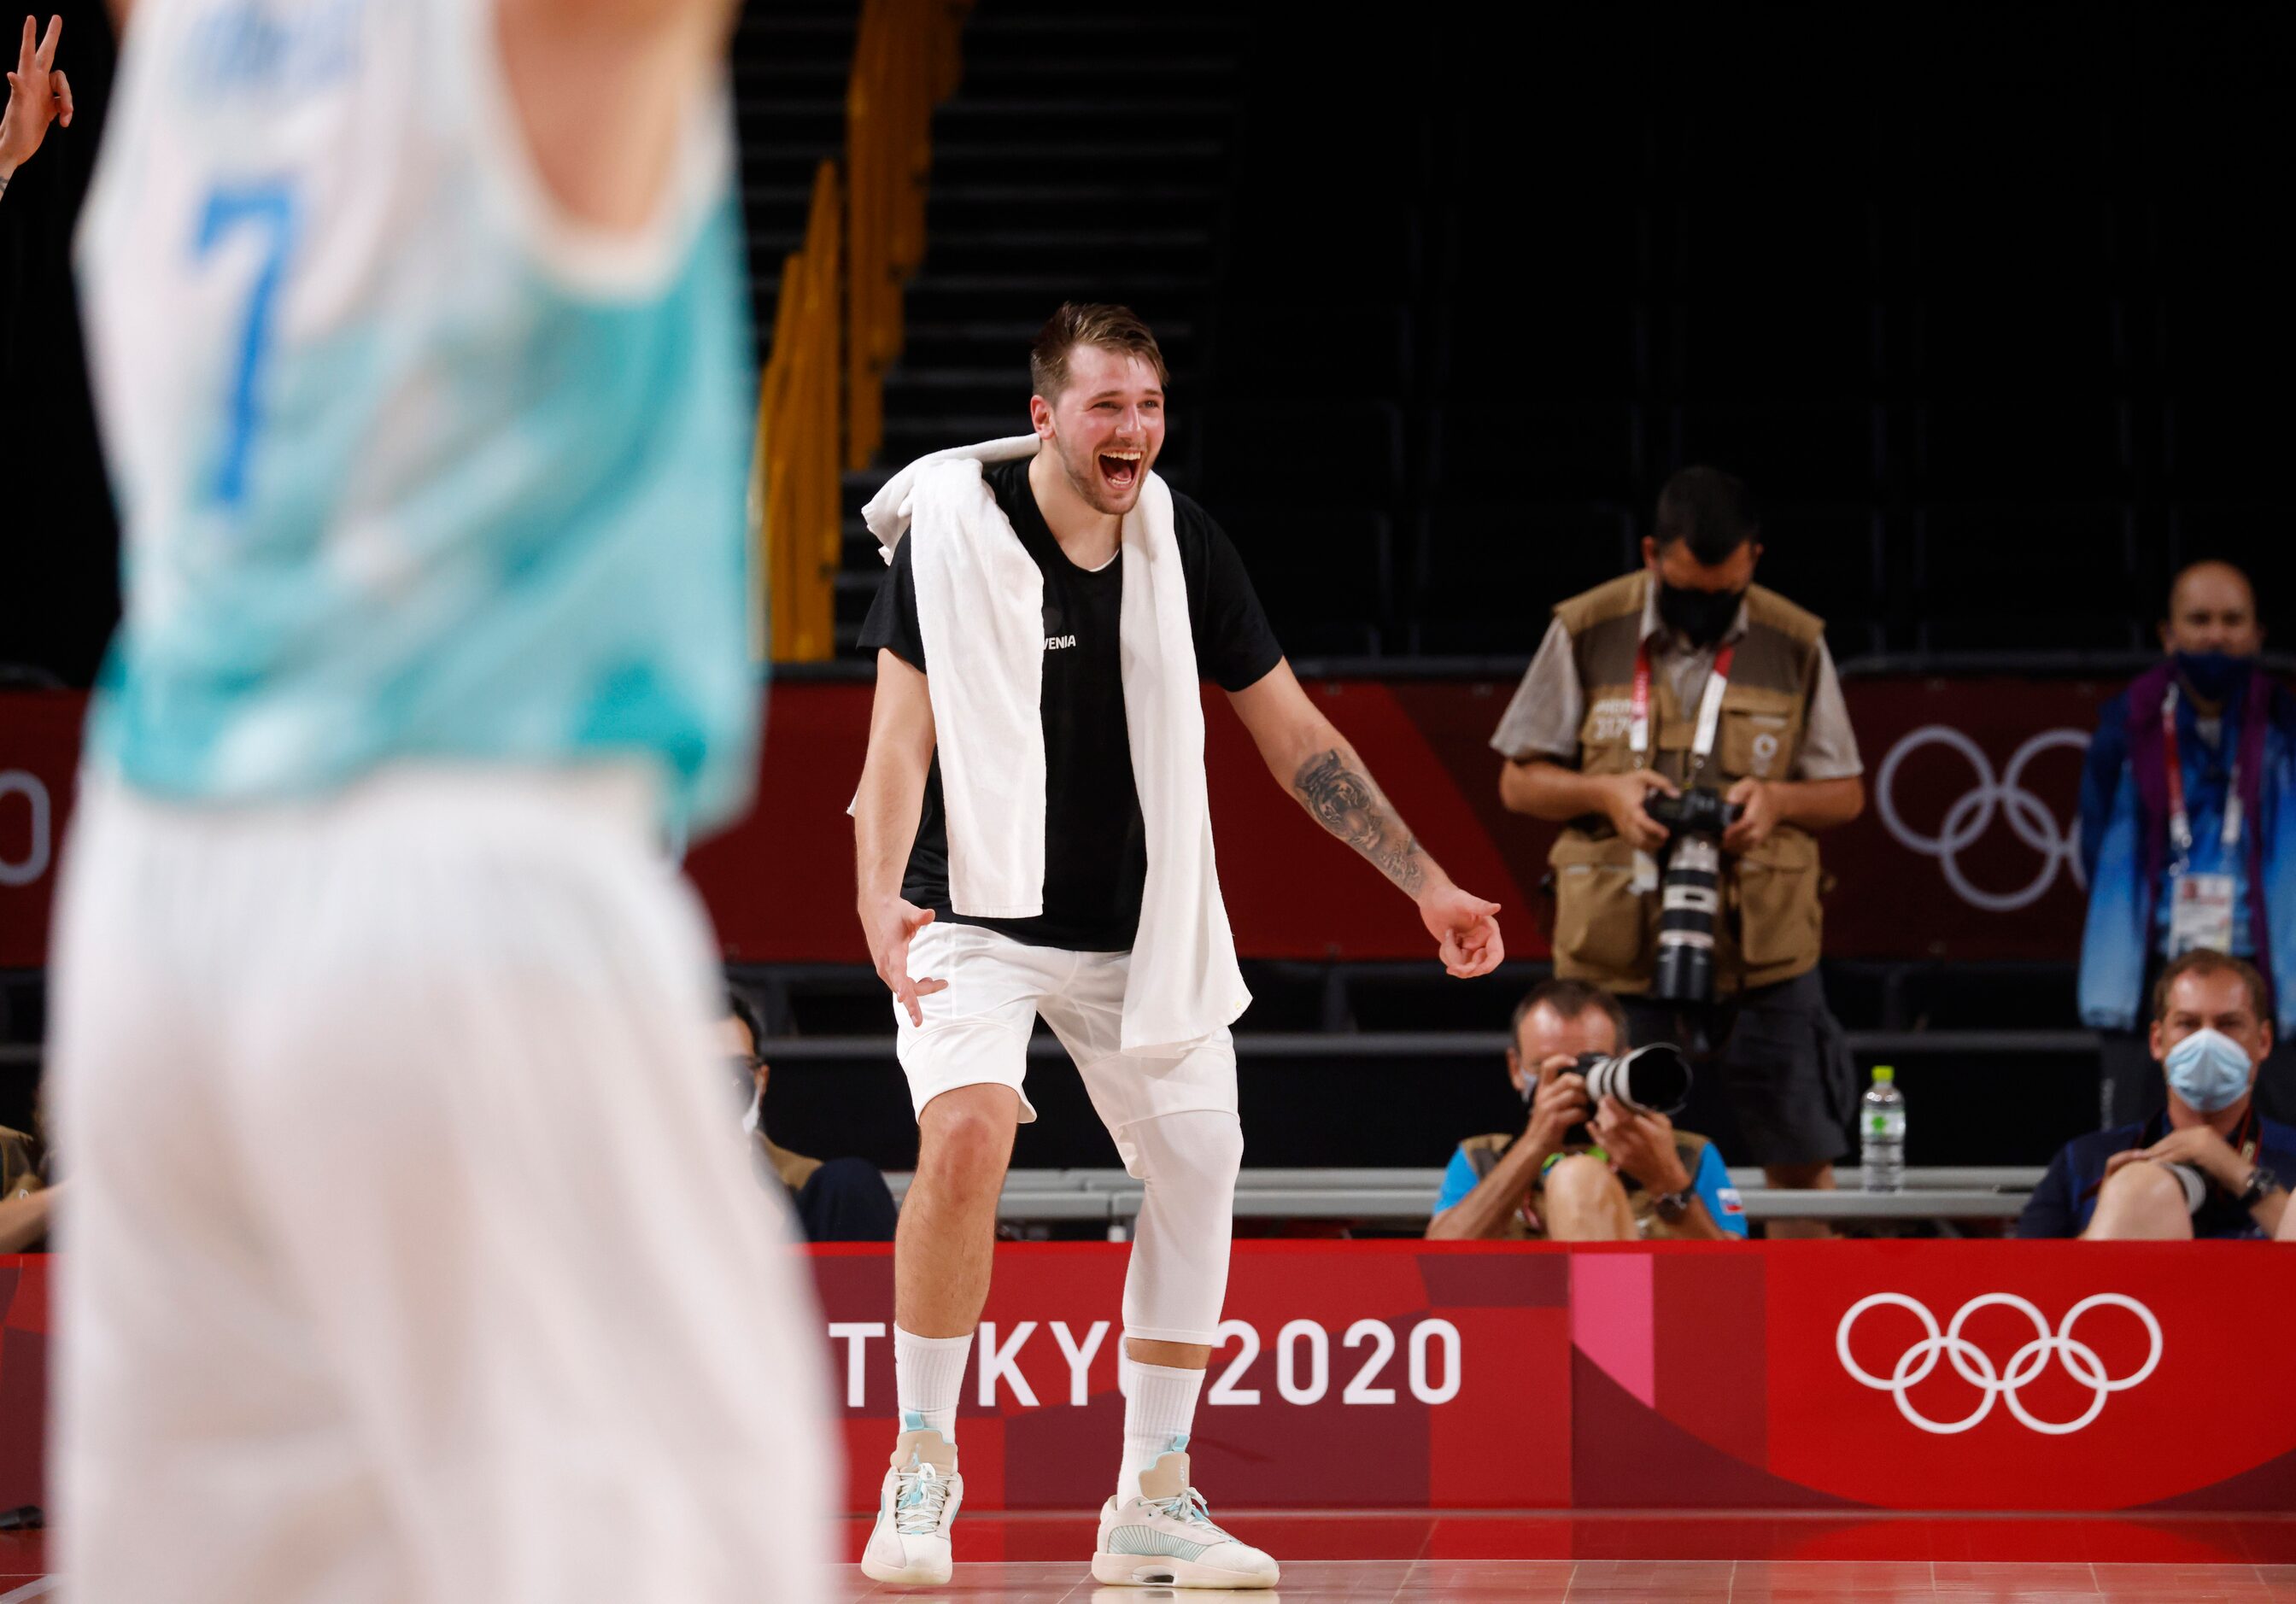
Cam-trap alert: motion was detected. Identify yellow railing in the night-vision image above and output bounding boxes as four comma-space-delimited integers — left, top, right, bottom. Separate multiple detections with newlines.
753, 0, 969, 664
846, 0, 968, 473
753, 161, 842, 664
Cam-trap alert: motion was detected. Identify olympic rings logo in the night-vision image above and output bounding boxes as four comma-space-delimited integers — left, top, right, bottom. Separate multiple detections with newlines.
1873, 726, 2090, 913
1836, 1292, 2163, 1436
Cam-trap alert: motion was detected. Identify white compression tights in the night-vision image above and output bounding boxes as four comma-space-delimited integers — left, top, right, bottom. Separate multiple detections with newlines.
1117, 1108, 1245, 1346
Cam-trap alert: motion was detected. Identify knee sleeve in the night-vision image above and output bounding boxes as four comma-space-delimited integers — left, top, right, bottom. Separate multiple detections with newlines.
1118, 1109, 1242, 1346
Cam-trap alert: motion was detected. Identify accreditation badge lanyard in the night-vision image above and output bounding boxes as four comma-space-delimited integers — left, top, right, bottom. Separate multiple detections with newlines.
1627, 637, 1735, 890
2161, 682, 2242, 956
1629, 637, 1737, 775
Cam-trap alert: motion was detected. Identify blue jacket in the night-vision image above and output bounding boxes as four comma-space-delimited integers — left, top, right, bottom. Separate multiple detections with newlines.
2017, 1111, 2296, 1239
2077, 665, 2296, 1034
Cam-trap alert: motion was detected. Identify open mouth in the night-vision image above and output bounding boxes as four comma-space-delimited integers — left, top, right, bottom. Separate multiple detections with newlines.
1098, 448, 1143, 495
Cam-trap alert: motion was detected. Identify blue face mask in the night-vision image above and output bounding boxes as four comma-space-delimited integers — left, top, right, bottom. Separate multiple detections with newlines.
2174, 650, 2252, 705
2163, 1026, 2253, 1114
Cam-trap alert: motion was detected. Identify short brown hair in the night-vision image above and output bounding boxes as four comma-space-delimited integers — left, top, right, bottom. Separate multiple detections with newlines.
1511, 978, 1630, 1051
2152, 949, 2270, 1023
1654, 465, 1760, 565
1029, 302, 1169, 403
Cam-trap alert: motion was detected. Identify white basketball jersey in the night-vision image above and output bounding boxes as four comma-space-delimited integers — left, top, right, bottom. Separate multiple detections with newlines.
77, 0, 762, 830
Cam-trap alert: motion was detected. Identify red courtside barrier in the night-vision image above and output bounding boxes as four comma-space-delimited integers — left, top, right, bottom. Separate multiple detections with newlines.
4, 1243, 2293, 1514
0, 1256, 44, 1507
0, 676, 2141, 968
809, 1241, 2296, 1515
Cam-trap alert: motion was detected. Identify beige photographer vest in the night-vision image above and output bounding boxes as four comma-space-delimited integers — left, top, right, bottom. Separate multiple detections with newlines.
1547, 571, 1828, 994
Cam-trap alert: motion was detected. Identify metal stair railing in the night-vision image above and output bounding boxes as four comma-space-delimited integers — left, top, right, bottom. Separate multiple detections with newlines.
753, 0, 969, 664
753, 161, 841, 663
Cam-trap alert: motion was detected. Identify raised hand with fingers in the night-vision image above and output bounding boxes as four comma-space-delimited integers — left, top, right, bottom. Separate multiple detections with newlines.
864, 896, 949, 1027
0, 15, 70, 184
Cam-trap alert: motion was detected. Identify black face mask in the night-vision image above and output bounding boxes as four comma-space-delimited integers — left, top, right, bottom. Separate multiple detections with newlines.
1657, 581, 1743, 647
2174, 649, 2252, 705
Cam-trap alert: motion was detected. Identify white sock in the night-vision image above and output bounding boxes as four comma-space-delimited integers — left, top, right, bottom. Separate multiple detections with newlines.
894, 1325, 972, 1444
1118, 1349, 1205, 1503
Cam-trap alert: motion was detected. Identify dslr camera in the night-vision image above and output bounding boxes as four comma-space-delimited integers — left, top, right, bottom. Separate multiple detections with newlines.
1642, 786, 1742, 1005
1525, 1042, 1695, 1147
1573, 1042, 1694, 1117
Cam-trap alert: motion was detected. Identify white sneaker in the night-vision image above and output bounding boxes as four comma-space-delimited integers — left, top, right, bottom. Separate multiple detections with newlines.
859, 1415, 964, 1586
1091, 1438, 1279, 1589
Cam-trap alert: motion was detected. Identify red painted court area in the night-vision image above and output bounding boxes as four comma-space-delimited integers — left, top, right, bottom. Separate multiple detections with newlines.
835, 1512, 2296, 1569
829, 1513, 2296, 1600
12, 1519, 2296, 1601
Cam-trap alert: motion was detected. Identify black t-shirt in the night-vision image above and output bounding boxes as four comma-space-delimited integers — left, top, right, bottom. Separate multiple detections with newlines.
858, 457, 1284, 951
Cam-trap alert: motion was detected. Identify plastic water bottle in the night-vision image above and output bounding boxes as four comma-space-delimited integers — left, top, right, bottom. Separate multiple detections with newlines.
1860, 1065, 1906, 1192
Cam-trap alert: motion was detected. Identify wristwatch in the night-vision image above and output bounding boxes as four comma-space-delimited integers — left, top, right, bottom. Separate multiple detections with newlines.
2240, 1164, 2281, 1209
1651, 1187, 1696, 1221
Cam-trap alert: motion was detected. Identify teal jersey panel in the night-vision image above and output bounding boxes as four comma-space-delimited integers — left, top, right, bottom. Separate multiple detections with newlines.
79, 0, 763, 833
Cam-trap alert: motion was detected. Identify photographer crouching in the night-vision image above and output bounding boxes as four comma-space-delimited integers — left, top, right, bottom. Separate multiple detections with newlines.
1426, 980, 1745, 1241
1494, 468, 1866, 1237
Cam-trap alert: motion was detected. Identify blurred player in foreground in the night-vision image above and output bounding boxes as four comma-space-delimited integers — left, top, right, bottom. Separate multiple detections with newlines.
50, 3, 830, 1601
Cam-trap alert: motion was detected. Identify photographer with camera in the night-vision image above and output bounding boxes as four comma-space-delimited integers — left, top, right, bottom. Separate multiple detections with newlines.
1494, 468, 1866, 1234
1426, 980, 1746, 1241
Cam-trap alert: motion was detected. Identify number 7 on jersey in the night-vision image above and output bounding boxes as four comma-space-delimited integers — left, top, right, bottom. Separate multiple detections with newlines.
194, 182, 299, 509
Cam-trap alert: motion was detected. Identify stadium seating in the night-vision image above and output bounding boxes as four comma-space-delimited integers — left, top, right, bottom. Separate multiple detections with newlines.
1409, 501, 1634, 655
751, 1, 2290, 665
1214, 502, 1395, 658
1912, 502, 2145, 652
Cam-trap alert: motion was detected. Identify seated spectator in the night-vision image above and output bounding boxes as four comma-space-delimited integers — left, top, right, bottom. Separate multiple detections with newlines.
2079, 559, 2296, 1127
2020, 950, 2293, 1240
723, 990, 898, 1244
1425, 979, 1746, 1241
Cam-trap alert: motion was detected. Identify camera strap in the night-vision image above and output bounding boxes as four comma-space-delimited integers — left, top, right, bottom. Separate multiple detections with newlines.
1630, 639, 1737, 780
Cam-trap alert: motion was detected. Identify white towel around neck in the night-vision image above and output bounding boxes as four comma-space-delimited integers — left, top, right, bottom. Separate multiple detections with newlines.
861, 436, 1250, 1055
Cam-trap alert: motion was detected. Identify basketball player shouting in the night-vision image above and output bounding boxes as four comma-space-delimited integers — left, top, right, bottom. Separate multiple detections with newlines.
52, 3, 829, 1601
852, 304, 1506, 1589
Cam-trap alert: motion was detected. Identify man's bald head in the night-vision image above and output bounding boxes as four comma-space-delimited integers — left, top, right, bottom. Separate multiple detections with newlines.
2161, 560, 2264, 659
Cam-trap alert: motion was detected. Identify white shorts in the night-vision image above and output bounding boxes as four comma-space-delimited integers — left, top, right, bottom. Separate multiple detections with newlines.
894, 920, 1237, 1164
47, 767, 835, 1604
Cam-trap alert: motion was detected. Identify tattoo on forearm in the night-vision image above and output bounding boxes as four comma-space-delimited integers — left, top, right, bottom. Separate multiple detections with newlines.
1293, 748, 1426, 893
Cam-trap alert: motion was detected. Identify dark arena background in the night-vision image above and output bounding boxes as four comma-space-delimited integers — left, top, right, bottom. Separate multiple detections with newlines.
3, 3, 2295, 1600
